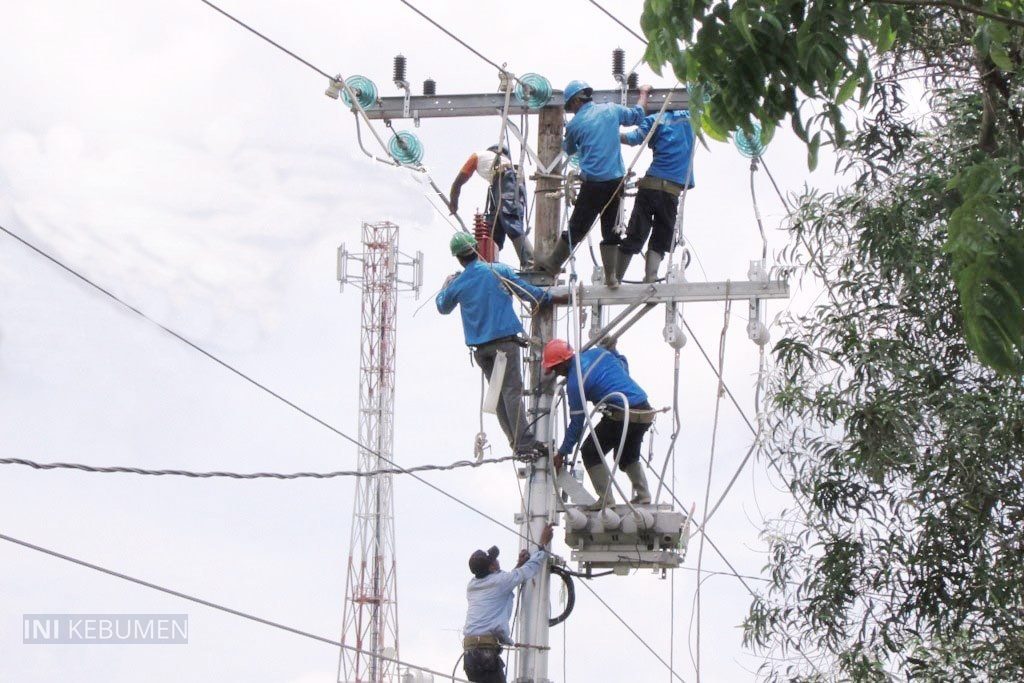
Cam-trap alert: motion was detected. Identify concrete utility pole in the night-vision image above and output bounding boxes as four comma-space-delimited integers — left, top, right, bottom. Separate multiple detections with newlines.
511, 105, 563, 683
355, 74, 787, 682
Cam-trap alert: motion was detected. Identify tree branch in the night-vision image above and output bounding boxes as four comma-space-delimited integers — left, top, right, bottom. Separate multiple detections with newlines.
868, 0, 1024, 29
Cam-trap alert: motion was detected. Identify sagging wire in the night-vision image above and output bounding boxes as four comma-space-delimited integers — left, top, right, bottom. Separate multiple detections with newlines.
0, 454, 538, 481
1, 223, 548, 546
0, 531, 472, 683
694, 293, 732, 683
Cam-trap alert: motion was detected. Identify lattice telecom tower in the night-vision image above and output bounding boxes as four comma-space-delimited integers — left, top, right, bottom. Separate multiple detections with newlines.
336, 221, 422, 683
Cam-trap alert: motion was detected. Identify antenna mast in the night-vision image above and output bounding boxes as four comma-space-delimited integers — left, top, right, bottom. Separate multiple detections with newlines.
337, 221, 422, 683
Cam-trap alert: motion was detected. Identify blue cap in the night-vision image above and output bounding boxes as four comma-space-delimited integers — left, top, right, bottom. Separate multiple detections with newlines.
563, 80, 593, 109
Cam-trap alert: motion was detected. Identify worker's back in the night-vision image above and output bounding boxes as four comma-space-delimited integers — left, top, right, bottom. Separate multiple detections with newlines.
564, 101, 642, 181
571, 347, 648, 409
463, 571, 517, 641
435, 260, 525, 346
641, 110, 695, 187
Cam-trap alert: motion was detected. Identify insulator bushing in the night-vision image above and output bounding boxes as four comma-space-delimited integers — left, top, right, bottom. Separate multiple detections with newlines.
733, 122, 769, 159
340, 75, 378, 109
393, 55, 407, 83
389, 130, 425, 165
473, 213, 497, 262
627, 72, 639, 89
423, 78, 436, 96
514, 73, 553, 109
612, 48, 625, 78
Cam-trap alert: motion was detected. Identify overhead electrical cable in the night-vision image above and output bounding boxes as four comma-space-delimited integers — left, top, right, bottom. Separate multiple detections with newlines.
397, 0, 521, 84
0, 223, 526, 542
695, 298, 733, 683
0, 531, 470, 683
574, 579, 686, 683
585, 0, 649, 45
0, 455, 527, 480
197, 0, 333, 79
196, 0, 464, 229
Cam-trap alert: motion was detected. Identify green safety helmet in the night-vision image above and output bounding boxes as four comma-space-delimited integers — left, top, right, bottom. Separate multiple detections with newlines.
450, 232, 477, 256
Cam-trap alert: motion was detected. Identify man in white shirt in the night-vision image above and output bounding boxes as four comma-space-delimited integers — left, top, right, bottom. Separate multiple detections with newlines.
461, 523, 554, 682
449, 144, 534, 269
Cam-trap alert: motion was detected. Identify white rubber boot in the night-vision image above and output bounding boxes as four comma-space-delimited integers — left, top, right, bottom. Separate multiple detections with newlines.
644, 250, 664, 283
615, 248, 633, 282
511, 235, 535, 270
599, 244, 620, 289
623, 461, 652, 504
540, 239, 571, 275
586, 461, 618, 509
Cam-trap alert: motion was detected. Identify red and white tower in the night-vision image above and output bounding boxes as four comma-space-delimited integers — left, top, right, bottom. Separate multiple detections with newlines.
336, 221, 422, 683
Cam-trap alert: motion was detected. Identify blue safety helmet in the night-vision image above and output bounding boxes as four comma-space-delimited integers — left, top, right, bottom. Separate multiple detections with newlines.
563, 80, 593, 109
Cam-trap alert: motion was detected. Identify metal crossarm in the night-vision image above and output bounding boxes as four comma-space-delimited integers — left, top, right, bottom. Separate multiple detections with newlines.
548, 280, 789, 306
362, 89, 689, 120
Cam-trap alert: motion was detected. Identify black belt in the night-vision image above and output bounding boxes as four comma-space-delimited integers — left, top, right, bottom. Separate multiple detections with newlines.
463, 634, 502, 649
601, 402, 657, 424
473, 335, 526, 349
638, 175, 686, 196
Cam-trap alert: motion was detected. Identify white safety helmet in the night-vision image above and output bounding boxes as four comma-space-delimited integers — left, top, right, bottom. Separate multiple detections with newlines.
474, 145, 511, 180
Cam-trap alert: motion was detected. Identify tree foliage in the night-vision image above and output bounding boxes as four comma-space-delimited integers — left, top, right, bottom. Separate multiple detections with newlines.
742, 89, 1024, 679
642, 0, 1024, 373
640, 1, 1024, 678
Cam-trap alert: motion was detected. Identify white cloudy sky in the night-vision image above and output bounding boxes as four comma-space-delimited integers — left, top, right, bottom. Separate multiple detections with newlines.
1, 1, 837, 681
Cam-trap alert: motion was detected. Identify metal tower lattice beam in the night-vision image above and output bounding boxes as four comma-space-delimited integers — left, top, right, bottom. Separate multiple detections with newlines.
337, 221, 413, 683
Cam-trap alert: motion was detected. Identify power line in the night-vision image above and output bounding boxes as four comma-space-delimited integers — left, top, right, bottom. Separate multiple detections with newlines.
0, 455, 527, 480
397, 0, 516, 81
0, 223, 526, 541
0, 531, 470, 683
197, 0, 333, 79
574, 578, 686, 683
586, 0, 648, 45
0, 224, 367, 453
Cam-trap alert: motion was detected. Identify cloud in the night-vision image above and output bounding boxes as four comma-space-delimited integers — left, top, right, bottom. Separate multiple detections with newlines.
0, 124, 435, 348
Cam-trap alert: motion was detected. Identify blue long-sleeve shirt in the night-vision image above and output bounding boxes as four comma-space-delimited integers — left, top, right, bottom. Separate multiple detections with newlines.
563, 102, 646, 181
558, 348, 649, 456
436, 260, 550, 346
622, 110, 696, 188
463, 549, 548, 643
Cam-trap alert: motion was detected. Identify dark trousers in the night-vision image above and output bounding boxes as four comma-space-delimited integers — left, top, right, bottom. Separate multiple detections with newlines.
564, 178, 623, 247
485, 169, 527, 249
473, 339, 534, 451
464, 647, 506, 683
621, 187, 678, 256
580, 413, 652, 470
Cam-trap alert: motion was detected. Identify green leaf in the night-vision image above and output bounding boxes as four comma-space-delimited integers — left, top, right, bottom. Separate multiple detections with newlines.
990, 45, 1015, 72
877, 14, 896, 52
808, 131, 821, 170
701, 107, 730, 142
732, 0, 758, 49
837, 73, 860, 105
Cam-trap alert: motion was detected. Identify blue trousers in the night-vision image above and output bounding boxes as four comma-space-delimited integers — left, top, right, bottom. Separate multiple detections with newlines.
485, 169, 527, 248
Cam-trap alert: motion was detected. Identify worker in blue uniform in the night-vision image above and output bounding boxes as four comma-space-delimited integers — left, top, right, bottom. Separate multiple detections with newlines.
618, 109, 696, 283
461, 523, 554, 683
437, 232, 559, 455
542, 337, 655, 506
539, 79, 653, 288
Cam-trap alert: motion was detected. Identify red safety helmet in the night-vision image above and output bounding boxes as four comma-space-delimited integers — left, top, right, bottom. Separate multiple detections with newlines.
542, 339, 574, 371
